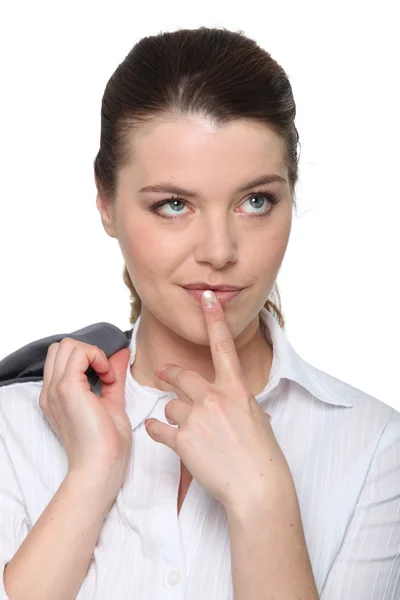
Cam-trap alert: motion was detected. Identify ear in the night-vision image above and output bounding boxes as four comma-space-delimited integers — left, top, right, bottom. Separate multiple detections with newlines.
96, 192, 117, 238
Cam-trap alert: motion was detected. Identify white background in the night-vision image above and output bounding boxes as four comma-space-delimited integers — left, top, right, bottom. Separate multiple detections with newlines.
1, 0, 398, 410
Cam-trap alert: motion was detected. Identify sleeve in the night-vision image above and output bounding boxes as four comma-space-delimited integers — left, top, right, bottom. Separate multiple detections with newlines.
321, 409, 400, 600
0, 422, 31, 599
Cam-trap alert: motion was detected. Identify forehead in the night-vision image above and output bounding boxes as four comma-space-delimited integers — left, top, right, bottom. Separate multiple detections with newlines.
122, 116, 288, 189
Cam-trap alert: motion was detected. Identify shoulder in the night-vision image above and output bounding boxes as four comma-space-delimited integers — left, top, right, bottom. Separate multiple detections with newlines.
305, 355, 395, 412
304, 359, 399, 447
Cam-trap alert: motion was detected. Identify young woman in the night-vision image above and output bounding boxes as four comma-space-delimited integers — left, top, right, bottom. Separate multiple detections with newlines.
1, 26, 399, 600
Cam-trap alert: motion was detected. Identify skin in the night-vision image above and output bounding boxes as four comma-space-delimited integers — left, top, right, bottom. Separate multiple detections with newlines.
96, 115, 293, 401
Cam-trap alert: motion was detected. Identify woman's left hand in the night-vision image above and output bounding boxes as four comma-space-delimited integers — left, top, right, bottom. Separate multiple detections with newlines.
144, 290, 294, 512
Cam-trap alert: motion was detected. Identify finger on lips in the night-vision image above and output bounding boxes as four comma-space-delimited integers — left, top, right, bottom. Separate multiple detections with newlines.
155, 289, 247, 400
200, 290, 244, 385
149, 289, 263, 438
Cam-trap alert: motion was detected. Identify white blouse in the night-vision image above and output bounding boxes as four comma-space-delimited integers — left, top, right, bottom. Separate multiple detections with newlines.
1, 307, 399, 599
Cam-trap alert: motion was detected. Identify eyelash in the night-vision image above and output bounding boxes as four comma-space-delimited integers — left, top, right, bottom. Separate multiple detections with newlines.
149, 190, 280, 220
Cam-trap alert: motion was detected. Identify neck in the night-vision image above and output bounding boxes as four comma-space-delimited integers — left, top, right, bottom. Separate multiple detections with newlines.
130, 308, 273, 398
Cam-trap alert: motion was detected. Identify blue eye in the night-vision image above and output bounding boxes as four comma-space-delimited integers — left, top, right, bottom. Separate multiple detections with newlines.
149, 190, 280, 220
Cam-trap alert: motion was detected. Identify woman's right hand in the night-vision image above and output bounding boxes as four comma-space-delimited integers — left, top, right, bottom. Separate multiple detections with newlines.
39, 339, 132, 495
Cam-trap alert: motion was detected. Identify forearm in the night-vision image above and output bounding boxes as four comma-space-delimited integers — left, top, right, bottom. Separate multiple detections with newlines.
4, 469, 114, 600
226, 477, 319, 600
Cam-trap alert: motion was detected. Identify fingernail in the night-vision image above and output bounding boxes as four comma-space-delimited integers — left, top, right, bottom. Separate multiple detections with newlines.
202, 290, 217, 309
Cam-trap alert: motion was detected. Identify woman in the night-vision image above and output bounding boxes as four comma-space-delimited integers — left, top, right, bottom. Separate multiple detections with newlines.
0, 26, 399, 600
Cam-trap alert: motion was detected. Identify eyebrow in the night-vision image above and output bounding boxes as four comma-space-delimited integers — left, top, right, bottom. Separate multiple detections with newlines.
138, 173, 287, 197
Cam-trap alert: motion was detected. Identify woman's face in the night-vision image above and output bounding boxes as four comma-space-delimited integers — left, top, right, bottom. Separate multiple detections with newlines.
97, 116, 293, 344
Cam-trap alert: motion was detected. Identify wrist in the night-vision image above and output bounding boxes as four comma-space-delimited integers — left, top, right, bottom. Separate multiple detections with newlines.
65, 468, 121, 516
225, 472, 299, 524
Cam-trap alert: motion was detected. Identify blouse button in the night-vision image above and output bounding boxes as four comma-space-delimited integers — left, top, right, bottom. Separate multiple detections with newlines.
167, 570, 181, 586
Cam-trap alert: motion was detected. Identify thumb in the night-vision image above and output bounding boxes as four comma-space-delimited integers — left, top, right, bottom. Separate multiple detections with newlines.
101, 347, 131, 402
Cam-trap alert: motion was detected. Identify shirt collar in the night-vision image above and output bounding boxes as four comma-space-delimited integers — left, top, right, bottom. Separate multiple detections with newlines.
259, 307, 353, 408
124, 306, 353, 430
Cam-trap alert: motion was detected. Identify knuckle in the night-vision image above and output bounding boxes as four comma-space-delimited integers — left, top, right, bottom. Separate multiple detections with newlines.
47, 342, 59, 353
56, 378, 70, 396
203, 390, 220, 406
215, 338, 235, 355
166, 398, 178, 411
79, 342, 104, 361
96, 346, 108, 361
59, 338, 90, 353
164, 402, 176, 421
174, 369, 186, 387
38, 390, 47, 411
59, 337, 74, 346
186, 368, 201, 382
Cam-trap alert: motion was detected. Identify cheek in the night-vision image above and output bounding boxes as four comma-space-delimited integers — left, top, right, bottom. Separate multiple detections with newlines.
239, 221, 291, 290
118, 222, 180, 285
270, 224, 291, 263
266, 212, 292, 261
247, 221, 291, 268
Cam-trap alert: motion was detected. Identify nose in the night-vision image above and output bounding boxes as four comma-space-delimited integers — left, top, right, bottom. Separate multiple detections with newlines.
194, 213, 238, 268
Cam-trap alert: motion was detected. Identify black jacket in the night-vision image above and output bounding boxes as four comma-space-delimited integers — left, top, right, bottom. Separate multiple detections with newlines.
0, 322, 132, 389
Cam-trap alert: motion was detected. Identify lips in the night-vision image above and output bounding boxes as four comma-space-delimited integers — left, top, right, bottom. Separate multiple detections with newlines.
183, 283, 243, 291
183, 287, 242, 305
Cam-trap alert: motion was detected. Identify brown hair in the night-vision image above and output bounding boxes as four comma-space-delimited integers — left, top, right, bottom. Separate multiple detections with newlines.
94, 26, 300, 330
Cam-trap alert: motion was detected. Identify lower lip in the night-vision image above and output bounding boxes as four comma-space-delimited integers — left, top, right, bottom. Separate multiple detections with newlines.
183, 288, 242, 305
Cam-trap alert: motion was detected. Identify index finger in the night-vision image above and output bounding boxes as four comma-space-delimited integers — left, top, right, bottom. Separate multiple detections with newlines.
201, 290, 244, 386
